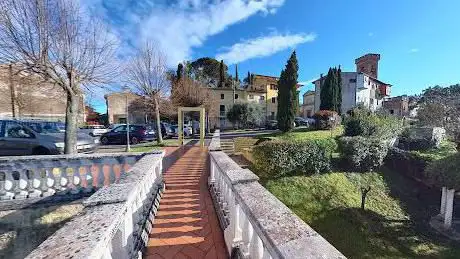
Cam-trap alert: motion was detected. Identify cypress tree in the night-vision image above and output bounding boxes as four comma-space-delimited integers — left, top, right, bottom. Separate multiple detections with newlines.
218, 60, 225, 88
277, 51, 299, 132
320, 68, 333, 110
336, 66, 342, 113
235, 64, 239, 86
176, 63, 183, 81
247, 71, 251, 86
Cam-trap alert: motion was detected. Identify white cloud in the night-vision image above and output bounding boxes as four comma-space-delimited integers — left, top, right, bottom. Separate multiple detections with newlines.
409, 48, 420, 53
298, 78, 317, 86
216, 33, 316, 64
82, 0, 286, 66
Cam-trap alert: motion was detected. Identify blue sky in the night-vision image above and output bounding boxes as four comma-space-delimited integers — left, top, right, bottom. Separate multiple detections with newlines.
84, 0, 460, 113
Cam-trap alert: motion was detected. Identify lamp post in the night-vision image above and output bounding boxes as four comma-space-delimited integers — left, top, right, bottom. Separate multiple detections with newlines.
123, 86, 130, 152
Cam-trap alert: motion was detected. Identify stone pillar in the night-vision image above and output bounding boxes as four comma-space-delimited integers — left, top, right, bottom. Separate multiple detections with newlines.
440, 187, 447, 216
444, 188, 455, 229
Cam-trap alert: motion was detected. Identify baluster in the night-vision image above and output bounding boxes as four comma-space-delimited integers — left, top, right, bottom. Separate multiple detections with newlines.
69, 166, 80, 194
250, 232, 264, 259
43, 168, 56, 196
209, 159, 216, 185
0, 171, 6, 199
15, 170, 29, 198
3, 171, 15, 199
30, 168, 43, 198
241, 213, 253, 256
58, 166, 69, 193
80, 166, 93, 193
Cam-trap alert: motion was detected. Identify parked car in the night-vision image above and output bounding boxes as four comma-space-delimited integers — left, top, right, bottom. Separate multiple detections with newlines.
294, 117, 310, 127
80, 125, 108, 137
146, 122, 174, 139
100, 124, 155, 145
266, 120, 278, 130
0, 120, 99, 156
170, 124, 192, 137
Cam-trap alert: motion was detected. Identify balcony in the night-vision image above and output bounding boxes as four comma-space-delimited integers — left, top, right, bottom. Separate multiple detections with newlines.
6, 131, 344, 259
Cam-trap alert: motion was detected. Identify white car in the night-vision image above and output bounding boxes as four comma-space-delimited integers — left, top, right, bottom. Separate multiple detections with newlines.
80, 125, 109, 137
171, 125, 192, 137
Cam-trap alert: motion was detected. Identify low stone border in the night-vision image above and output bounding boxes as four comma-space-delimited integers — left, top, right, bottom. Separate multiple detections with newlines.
25, 151, 165, 259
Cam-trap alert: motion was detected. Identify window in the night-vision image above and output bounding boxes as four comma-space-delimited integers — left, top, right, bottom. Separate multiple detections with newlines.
270, 112, 275, 120
220, 94, 224, 99
4, 122, 34, 138
349, 78, 356, 83
260, 96, 265, 101
390, 110, 394, 114
235, 94, 239, 99
113, 125, 127, 132
249, 94, 254, 99
271, 97, 276, 103
269, 84, 278, 90
368, 80, 370, 85
220, 105, 225, 116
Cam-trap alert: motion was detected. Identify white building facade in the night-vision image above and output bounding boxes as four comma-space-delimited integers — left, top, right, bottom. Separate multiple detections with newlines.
312, 54, 391, 114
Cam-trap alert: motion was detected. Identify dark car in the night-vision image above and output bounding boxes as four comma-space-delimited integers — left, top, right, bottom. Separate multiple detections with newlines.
294, 117, 310, 127
100, 125, 154, 145
266, 120, 278, 130
146, 122, 174, 139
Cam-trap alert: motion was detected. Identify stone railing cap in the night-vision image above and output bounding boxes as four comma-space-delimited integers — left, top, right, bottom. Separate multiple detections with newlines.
83, 183, 137, 207
226, 169, 259, 184
234, 182, 345, 259
25, 203, 126, 259
210, 151, 240, 172
0, 152, 154, 163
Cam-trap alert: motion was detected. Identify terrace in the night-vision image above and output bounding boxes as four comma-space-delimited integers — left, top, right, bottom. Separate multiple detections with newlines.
1, 131, 344, 259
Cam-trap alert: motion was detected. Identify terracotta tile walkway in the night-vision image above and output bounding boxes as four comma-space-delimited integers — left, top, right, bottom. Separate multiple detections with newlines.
145, 147, 228, 259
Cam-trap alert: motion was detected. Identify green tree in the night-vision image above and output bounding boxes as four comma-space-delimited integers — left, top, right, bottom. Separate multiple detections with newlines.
226, 103, 246, 128
190, 57, 227, 87
176, 63, 184, 81
277, 51, 299, 132
218, 60, 225, 88
320, 67, 342, 113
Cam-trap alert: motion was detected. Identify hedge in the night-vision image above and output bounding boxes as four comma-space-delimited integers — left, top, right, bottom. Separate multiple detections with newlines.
385, 147, 431, 183
425, 153, 460, 189
338, 136, 389, 172
252, 140, 331, 178
313, 110, 341, 130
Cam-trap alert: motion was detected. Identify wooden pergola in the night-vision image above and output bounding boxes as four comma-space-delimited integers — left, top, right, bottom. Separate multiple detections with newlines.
178, 107, 206, 148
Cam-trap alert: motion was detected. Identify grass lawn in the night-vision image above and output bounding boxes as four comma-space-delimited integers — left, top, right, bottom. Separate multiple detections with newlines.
410, 140, 457, 161
260, 126, 343, 141
263, 168, 460, 259
129, 139, 190, 152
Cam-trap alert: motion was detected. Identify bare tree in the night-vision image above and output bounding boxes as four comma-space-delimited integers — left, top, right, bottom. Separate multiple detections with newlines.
126, 42, 169, 144
0, 0, 117, 154
172, 76, 217, 116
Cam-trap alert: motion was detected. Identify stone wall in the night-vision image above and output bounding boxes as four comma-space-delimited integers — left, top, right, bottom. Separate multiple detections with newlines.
0, 65, 84, 122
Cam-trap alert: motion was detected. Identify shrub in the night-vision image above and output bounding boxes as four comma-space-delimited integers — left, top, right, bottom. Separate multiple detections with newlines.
397, 136, 434, 151
424, 153, 460, 189
385, 147, 431, 183
252, 140, 331, 178
338, 136, 389, 172
310, 138, 338, 154
313, 110, 341, 130
343, 108, 402, 139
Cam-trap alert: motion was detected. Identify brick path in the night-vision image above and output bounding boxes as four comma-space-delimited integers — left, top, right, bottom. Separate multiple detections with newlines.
144, 147, 228, 259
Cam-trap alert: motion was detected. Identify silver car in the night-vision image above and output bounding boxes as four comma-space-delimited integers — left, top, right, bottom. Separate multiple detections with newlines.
0, 120, 99, 156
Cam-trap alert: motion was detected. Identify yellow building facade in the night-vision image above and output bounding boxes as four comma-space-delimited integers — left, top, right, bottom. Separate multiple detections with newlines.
208, 74, 281, 130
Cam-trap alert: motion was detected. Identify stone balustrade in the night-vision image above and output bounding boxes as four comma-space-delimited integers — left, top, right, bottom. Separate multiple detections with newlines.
209, 129, 221, 151
209, 150, 346, 259
26, 151, 165, 259
0, 153, 144, 200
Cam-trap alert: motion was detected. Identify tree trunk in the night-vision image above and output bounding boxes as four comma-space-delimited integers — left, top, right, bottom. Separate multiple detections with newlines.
361, 187, 371, 210
64, 93, 79, 154
154, 96, 163, 144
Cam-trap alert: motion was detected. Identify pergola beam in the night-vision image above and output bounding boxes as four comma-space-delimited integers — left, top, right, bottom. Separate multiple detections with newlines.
178, 107, 206, 148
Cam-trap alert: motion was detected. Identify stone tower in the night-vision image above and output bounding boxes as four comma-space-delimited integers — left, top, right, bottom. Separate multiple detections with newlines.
355, 53, 380, 78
